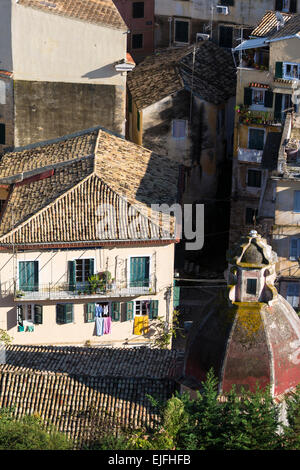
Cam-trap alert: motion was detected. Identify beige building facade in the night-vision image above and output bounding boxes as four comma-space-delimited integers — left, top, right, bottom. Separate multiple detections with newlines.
0, 126, 181, 346
0, 0, 130, 149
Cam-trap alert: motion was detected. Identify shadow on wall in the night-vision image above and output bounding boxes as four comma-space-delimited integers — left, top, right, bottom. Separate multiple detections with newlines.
82, 64, 119, 80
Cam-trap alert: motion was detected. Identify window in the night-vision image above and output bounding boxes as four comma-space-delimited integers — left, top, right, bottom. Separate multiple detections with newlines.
287, 283, 299, 308
19, 261, 39, 292
294, 191, 300, 212
174, 19, 189, 43
247, 169, 262, 188
172, 119, 187, 139
130, 256, 150, 287
68, 259, 94, 290
128, 92, 132, 113
252, 89, 265, 106
245, 207, 258, 225
283, 62, 300, 80
290, 238, 300, 260
132, 33, 143, 49
221, 0, 235, 5
275, 0, 297, 13
0, 124, 5, 145
56, 304, 73, 324
132, 2, 144, 18
219, 25, 233, 48
248, 128, 265, 150
135, 300, 158, 319
17, 304, 43, 330
246, 278, 257, 295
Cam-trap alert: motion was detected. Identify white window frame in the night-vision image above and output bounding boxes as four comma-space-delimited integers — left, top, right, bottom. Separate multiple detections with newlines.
286, 282, 300, 308
251, 88, 266, 109
248, 127, 266, 150
289, 238, 300, 260
174, 18, 190, 45
283, 62, 300, 80
134, 299, 151, 317
17, 303, 41, 330
73, 257, 95, 284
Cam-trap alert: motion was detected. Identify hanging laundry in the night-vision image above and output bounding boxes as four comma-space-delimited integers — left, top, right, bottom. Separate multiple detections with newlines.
103, 316, 112, 334
95, 317, 104, 336
103, 304, 109, 317
95, 304, 103, 318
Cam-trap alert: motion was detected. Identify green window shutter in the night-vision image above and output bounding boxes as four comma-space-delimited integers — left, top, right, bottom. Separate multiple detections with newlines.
111, 302, 121, 322
89, 259, 94, 276
34, 305, 43, 324
125, 301, 134, 321
275, 62, 283, 78
274, 93, 283, 121
65, 304, 73, 324
149, 300, 159, 320
19, 261, 38, 292
130, 257, 150, 287
56, 304, 65, 324
264, 90, 273, 108
248, 129, 265, 150
86, 303, 95, 323
173, 284, 180, 309
244, 87, 252, 106
68, 261, 76, 291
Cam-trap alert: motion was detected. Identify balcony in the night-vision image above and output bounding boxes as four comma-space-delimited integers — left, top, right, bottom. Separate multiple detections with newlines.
235, 106, 283, 127
13, 276, 157, 302
237, 148, 263, 163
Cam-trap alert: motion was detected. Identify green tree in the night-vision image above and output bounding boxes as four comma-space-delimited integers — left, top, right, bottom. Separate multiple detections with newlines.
0, 409, 72, 450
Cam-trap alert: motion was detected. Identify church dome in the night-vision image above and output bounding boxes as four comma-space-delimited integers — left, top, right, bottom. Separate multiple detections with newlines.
182, 231, 300, 398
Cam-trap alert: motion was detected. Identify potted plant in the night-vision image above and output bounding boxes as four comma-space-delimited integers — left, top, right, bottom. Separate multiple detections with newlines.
15, 290, 25, 298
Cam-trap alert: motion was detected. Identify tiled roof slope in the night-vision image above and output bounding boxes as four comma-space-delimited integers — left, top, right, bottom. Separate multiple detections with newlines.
127, 41, 236, 109
0, 346, 179, 446
0, 130, 98, 179
251, 10, 293, 37
0, 128, 180, 244
17, 0, 127, 30
268, 13, 300, 40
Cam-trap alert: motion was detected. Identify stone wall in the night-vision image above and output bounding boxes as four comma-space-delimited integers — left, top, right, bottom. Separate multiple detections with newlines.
14, 80, 126, 147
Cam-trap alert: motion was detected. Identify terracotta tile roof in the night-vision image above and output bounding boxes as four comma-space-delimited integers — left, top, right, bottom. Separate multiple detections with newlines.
251, 10, 294, 37
0, 128, 180, 244
17, 0, 127, 30
268, 13, 300, 40
127, 41, 236, 109
0, 345, 179, 446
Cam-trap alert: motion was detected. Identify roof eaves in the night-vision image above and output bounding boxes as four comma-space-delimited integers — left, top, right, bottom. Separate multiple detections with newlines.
267, 33, 300, 42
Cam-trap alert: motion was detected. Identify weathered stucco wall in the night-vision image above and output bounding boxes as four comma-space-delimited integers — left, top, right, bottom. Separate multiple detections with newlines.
11, 3, 127, 85
0, 0, 12, 72
0, 243, 175, 345
0, 77, 14, 152
14, 81, 126, 146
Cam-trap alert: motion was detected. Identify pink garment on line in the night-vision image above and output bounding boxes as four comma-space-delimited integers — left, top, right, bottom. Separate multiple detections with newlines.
103, 316, 111, 334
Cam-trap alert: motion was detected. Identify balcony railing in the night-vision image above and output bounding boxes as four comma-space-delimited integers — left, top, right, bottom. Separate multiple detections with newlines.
237, 148, 263, 163
13, 277, 157, 301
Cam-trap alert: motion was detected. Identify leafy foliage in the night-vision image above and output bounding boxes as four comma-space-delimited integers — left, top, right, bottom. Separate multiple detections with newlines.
152, 308, 184, 349
87, 369, 300, 451
0, 409, 72, 450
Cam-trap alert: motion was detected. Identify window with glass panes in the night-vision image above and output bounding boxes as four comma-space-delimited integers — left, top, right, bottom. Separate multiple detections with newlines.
132, 2, 144, 18
75, 259, 94, 283
287, 283, 299, 307
290, 238, 300, 260
294, 191, 300, 212
246, 278, 257, 295
283, 62, 300, 79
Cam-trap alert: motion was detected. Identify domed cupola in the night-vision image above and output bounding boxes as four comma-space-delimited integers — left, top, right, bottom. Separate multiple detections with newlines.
183, 231, 300, 398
